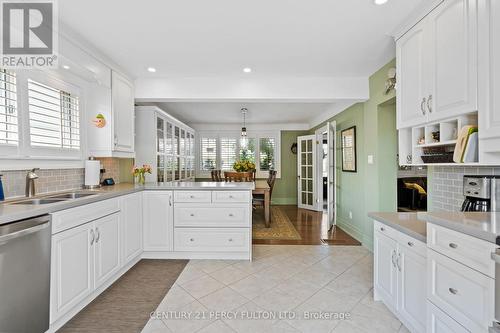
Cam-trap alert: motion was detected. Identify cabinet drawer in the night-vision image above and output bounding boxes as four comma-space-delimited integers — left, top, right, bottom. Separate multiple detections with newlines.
427, 301, 468, 333
427, 250, 494, 332
374, 220, 399, 240
174, 228, 250, 252
174, 191, 211, 203
174, 205, 249, 227
398, 232, 426, 258
427, 223, 496, 277
51, 198, 120, 234
212, 191, 250, 203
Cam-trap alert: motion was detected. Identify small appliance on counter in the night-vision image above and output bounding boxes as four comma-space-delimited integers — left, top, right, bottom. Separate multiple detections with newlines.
461, 175, 500, 212
84, 156, 101, 189
0, 174, 4, 201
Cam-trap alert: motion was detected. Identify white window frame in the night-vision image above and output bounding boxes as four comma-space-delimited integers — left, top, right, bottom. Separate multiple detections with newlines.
196, 130, 281, 179
0, 69, 87, 169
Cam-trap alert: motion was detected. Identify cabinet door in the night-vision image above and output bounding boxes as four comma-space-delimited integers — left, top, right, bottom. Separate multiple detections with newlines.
396, 19, 427, 129
143, 191, 173, 251
94, 213, 121, 288
50, 223, 94, 323
112, 71, 135, 153
427, 301, 469, 333
398, 246, 427, 333
478, 0, 500, 158
426, 0, 478, 121
374, 230, 398, 312
121, 193, 143, 264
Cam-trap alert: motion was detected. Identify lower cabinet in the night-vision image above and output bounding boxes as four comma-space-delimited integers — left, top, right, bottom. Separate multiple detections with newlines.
427, 301, 469, 333
373, 220, 427, 333
50, 212, 120, 323
121, 192, 143, 263
143, 191, 173, 251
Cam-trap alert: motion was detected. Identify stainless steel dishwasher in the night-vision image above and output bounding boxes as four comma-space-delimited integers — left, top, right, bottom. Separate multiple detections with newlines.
0, 215, 51, 333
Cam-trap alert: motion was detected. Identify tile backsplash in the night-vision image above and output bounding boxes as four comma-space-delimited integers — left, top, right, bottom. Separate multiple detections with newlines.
1, 158, 132, 199
428, 166, 500, 212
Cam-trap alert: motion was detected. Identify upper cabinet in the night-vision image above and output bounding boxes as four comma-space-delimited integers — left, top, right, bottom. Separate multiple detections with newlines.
397, 0, 477, 129
478, 0, 500, 163
111, 72, 135, 154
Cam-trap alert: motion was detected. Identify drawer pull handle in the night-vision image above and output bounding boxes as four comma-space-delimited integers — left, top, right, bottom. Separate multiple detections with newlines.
190, 195, 195, 199
229, 195, 234, 199
190, 238, 194, 242
229, 213, 234, 217
190, 213, 195, 217
407, 241, 414, 247
449, 243, 458, 249
228, 238, 233, 242
449, 288, 458, 295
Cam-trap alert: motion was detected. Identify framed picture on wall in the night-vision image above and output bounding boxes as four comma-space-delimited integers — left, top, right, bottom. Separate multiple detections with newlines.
341, 126, 357, 172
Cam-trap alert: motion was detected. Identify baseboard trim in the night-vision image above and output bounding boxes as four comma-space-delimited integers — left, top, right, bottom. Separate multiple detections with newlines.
272, 197, 297, 205
142, 251, 252, 260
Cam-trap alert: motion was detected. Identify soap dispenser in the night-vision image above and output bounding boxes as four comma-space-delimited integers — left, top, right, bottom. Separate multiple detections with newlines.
0, 174, 4, 201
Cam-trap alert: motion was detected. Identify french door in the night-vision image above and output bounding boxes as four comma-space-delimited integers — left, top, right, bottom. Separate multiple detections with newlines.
297, 135, 316, 210
327, 121, 337, 228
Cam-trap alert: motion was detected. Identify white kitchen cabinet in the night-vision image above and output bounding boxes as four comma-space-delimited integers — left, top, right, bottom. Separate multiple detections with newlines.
135, 106, 195, 183
398, 244, 427, 333
143, 191, 174, 251
112, 71, 135, 153
427, 301, 469, 333
50, 222, 94, 323
396, 19, 428, 129
94, 212, 121, 289
121, 193, 143, 264
396, 0, 478, 129
478, 0, 500, 162
374, 229, 398, 312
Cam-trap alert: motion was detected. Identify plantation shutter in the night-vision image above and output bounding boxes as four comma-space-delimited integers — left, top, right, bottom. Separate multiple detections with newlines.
0, 69, 18, 145
220, 137, 237, 170
200, 137, 217, 170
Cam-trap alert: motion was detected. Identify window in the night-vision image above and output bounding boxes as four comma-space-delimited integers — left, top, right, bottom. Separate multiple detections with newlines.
28, 79, 80, 150
200, 137, 217, 170
0, 69, 18, 146
220, 137, 238, 170
259, 138, 275, 171
197, 131, 280, 178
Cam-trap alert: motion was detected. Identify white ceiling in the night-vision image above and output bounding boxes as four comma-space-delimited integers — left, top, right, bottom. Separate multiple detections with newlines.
59, 0, 424, 79
139, 102, 339, 126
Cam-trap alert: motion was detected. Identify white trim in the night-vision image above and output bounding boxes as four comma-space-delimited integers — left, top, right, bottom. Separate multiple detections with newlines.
391, 0, 444, 40
315, 125, 328, 212
308, 100, 362, 129
190, 123, 309, 131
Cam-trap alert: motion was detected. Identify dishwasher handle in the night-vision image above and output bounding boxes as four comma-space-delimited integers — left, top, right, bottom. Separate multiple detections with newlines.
0, 215, 50, 245
491, 249, 500, 264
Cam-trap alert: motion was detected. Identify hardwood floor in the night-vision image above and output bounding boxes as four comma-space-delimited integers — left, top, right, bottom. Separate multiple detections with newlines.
252, 205, 361, 246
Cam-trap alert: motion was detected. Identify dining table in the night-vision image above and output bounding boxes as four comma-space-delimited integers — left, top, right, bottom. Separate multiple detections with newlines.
253, 179, 271, 227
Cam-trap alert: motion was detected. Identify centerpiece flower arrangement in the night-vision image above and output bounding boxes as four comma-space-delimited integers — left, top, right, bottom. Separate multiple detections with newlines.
132, 164, 152, 185
233, 160, 255, 172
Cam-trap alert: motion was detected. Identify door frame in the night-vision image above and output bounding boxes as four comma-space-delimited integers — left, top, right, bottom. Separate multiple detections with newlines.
297, 135, 316, 210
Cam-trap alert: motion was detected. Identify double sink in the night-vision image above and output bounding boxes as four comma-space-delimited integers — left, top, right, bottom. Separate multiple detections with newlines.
9, 192, 98, 205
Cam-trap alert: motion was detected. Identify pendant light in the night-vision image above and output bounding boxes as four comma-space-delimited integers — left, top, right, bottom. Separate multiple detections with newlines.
240, 108, 248, 149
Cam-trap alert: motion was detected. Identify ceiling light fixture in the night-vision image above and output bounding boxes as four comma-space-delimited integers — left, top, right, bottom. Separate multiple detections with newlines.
374, 0, 388, 4
147, 67, 157, 73
243, 67, 252, 73
240, 108, 248, 149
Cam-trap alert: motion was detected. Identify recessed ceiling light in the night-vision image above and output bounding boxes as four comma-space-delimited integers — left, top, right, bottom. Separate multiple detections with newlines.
62, 65, 70, 70
374, 0, 388, 4
147, 67, 157, 73
243, 67, 252, 73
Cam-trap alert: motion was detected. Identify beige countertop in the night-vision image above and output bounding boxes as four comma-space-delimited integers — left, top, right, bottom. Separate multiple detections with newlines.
369, 211, 500, 245
368, 212, 428, 243
0, 181, 254, 225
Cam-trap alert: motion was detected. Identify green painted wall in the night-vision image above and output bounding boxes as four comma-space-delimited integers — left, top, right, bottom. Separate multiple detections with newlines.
311, 59, 398, 250
272, 130, 309, 205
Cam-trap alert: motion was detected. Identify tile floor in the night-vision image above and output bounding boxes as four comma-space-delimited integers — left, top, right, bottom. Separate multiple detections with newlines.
142, 245, 410, 333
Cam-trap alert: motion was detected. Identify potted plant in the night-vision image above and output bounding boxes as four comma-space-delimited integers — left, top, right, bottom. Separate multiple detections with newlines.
132, 165, 152, 185
233, 160, 256, 172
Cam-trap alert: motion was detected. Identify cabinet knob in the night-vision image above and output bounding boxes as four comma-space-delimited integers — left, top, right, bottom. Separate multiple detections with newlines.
448, 288, 458, 295
407, 241, 414, 247
229, 195, 234, 199
190, 238, 194, 242
380, 227, 385, 232
449, 243, 458, 249
190, 195, 195, 199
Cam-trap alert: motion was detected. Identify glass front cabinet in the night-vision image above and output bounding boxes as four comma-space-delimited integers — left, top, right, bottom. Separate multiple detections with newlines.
135, 106, 195, 183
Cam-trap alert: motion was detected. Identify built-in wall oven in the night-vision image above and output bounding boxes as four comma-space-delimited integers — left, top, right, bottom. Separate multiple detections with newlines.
0, 215, 51, 333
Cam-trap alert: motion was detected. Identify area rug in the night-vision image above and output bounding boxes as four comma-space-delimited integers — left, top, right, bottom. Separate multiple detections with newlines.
253, 206, 302, 240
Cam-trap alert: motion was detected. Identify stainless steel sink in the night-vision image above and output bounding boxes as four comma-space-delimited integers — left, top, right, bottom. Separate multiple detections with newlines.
48, 192, 97, 199
10, 198, 68, 205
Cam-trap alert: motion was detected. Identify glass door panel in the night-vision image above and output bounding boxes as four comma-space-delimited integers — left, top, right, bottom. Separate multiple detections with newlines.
166, 122, 173, 155
297, 135, 316, 210
157, 155, 165, 182
157, 118, 164, 153
165, 156, 173, 182
174, 127, 180, 156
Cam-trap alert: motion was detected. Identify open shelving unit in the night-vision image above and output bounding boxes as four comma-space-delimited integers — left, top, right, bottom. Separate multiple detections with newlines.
399, 112, 478, 166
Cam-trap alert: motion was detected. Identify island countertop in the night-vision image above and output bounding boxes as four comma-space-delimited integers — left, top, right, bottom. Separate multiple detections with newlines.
369, 211, 500, 245
0, 181, 254, 225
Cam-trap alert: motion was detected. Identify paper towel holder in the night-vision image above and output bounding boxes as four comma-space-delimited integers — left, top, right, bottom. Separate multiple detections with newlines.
84, 156, 102, 190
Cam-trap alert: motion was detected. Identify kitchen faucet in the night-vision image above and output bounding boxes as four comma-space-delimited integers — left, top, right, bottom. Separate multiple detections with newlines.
25, 168, 40, 197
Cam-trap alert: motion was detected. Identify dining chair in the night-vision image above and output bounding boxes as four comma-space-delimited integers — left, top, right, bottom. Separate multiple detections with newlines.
211, 170, 222, 181
253, 170, 277, 211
